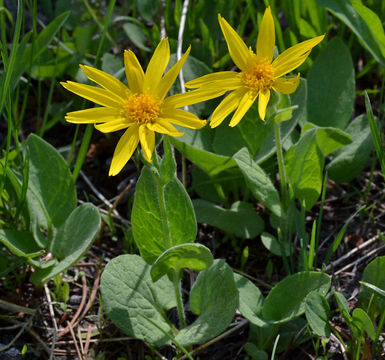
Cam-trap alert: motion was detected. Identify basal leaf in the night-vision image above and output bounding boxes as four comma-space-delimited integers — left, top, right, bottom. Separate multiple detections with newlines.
305, 291, 331, 338
307, 37, 355, 129
359, 256, 385, 318
285, 129, 324, 210
234, 273, 266, 327
0, 230, 42, 258
262, 271, 331, 323
316, 0, 385, 66
30, 203, 100, 284
26, 134, 77, 229
193, 199, 264, 239
327, 115, 373, 183
175, 259, 238, 346
100, 254, 176, 347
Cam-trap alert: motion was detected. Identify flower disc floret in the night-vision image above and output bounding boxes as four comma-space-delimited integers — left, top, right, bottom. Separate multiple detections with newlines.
241, 60, 275, 93
124, 93, 160, 125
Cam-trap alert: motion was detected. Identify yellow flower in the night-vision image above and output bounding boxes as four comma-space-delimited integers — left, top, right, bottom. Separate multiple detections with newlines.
185, 7, 324, 127
62, 38, 220, 176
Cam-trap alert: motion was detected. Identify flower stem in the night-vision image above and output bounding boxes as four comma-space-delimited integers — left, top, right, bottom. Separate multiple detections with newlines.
274, 122, 288, 211
172, 273, 187, 329
274, 121, 291, 274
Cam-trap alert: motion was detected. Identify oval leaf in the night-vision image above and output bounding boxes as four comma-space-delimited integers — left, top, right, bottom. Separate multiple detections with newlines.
100, 254, 176, 347
150, 243, 213, 282
262, 271, 331, 323
175, 259, 238, 346
132, 166, 197, 264
305, 291, 331, 338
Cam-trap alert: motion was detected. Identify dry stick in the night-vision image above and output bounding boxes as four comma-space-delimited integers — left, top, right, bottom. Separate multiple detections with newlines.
177, 319, 248, 360
80, 170, 121, 219
330, 333, 348, 360
57, 275, 88, 340
67, 320, 83, 360
52, 336, 135, 346
0, 299, 36, 315
77, 326, 85, 355
325, 233, 383, 272
0, 315, 33, 352
83, 325, 93, 356
44, 283, 58, 360
335, 243, 385, 275
80, 270, 101, 320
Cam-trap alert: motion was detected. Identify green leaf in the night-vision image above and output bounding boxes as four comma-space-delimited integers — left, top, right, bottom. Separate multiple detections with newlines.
49, 203, 101, 260
193, 199, 264, 239
150, 243, 213, 282
123, 21, 150, 52
175, 259, 238, 346
0, 230, 42, 258
262, 271, 331, 323
30, 203, 101, 284
26, 134, 77, 229
10, 11, 70, 91
327, 115, 373, 183
132, 167, 196, 264
261, 232, 290, 257
172, 127, 237, 176
352, 308, 376, 340
159, 137, 177, 185
285, 129, 324, 210
307, 37, 355, 129
302, 123, 352, 156
305, 291, 331, 338
316, 0, 385, 66
233, 147, 281, 218
100, 254, 176, 347
244, 343, 268, 360
334, 291, 351, 316
359, 256, 385, 318
234, 273, 266, 327
137, 0, 159, 22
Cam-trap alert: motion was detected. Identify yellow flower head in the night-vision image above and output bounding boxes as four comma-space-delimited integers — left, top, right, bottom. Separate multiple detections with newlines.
62, 38, 218, 176
185, 7, 325, 127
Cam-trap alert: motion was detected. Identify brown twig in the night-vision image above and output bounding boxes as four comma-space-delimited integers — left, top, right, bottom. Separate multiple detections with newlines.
67, 320, 83, 360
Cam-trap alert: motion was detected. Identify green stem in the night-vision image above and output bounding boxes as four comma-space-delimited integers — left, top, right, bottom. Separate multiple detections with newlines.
172, 273, 186, 329
274, 121, 291, 274
274, 122, 288, 211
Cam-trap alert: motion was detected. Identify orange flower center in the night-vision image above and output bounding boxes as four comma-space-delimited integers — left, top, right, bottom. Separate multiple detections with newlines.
241, 60, 275, 92
124, 93, 160, 124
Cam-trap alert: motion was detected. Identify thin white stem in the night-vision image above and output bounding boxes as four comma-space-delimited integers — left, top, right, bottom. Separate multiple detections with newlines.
177, 0, 189, 100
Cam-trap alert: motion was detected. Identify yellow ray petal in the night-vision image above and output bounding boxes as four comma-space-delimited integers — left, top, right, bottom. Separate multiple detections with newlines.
139, 125, 155, 162
256, 7, 275, 63
185, 71, 239, 89
272, 74, 300, 94
147, 119, 182, 137
65, 107, 122, 123
156, 45, 191, 100
210, 88, 246, 128
95, 119, 129, 133
258, 89, 270, 121
229, 90, 258, 126
80, 65, 130, 100
144, 38, 170, 93
109, 125, 140, 176
61, 81, 122, 107
124, 50, 145, 93
218, 14, 254, 71
165, 88, 226, 109
272, 35, 325, 77
161, 108, 206, 129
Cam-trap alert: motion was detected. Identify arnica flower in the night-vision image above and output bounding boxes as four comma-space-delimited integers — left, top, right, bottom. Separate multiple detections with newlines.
62, 38, 220, 176
185, 7, 324, 127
